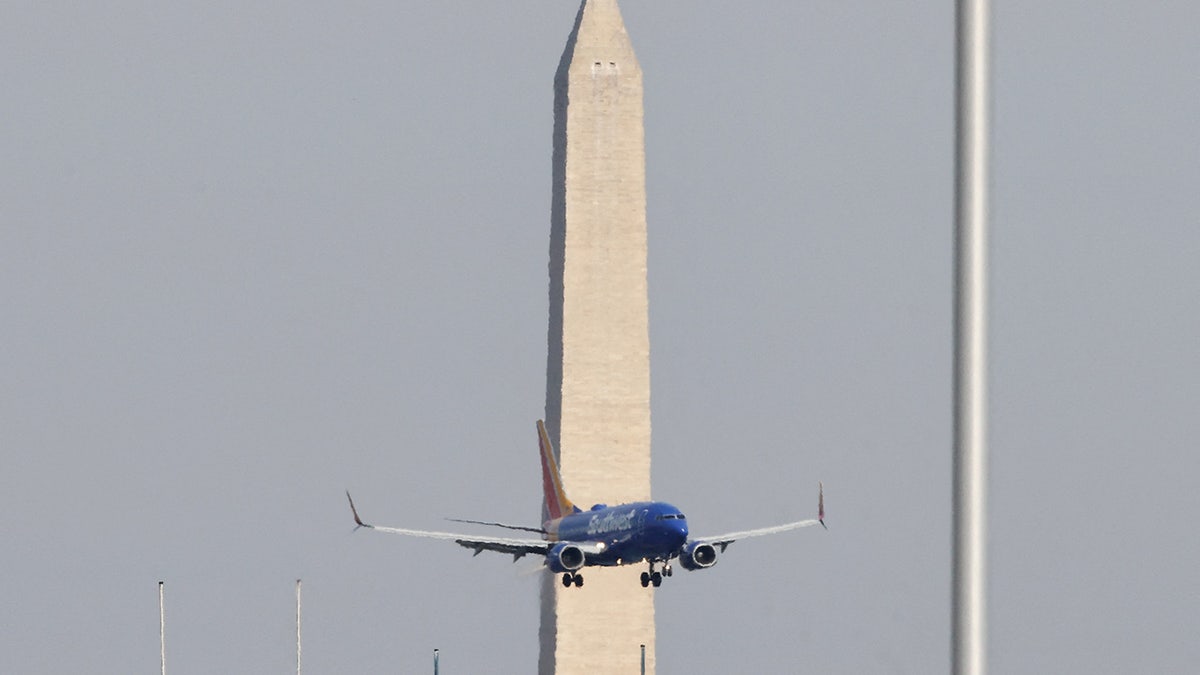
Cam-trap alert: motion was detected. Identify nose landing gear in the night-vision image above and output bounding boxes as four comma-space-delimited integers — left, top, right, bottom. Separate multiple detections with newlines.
639, 562, 671, 588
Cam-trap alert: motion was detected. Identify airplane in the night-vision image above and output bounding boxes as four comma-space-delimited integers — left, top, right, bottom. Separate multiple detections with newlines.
346, 420, 825, 589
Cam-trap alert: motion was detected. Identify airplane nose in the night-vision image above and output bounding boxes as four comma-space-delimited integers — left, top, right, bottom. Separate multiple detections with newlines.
653, 519, 688, 547
673, 520, 688, 543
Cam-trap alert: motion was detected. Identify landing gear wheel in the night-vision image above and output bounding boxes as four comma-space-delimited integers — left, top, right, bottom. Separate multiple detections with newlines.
651, 572, 663, 587
562, 573, 573, 588
664, 565, 673, 577
640, 572, 651, 588
573, 574, 584, 587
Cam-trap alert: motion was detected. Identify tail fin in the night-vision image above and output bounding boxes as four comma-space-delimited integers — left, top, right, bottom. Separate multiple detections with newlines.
537, 420, 577, 520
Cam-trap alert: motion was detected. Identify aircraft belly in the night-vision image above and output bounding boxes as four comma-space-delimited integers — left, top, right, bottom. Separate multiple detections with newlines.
593, 539, 661, 566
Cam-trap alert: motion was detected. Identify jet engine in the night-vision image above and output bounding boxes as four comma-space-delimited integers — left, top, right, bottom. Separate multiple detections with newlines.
678, 541, 718, 571
546, 542, 586, 573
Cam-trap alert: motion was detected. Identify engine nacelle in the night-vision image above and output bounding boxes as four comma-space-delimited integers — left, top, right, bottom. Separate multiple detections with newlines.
678, 541, 719, 571
546, 542, 586, 573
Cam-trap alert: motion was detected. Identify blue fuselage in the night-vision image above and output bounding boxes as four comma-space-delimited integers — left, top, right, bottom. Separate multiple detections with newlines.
546, 501, 689, 565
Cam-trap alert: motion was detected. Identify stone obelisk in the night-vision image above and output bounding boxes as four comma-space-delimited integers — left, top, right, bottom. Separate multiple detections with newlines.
541, 1, 653, 673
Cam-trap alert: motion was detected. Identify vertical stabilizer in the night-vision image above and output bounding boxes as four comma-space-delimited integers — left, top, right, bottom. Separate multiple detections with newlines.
538, 420, 577, 520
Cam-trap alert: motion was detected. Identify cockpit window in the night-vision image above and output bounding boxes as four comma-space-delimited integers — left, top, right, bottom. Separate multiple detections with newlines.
657, 513, 686, 520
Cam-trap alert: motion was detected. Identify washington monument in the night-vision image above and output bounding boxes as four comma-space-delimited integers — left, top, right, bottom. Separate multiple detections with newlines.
541, 0, 654, 673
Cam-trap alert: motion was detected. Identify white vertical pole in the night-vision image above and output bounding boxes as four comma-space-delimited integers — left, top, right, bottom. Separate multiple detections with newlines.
433, 648, 439, 675
953, 1, 990, 674
296, 579, 302, 675
159, 581, 166, 675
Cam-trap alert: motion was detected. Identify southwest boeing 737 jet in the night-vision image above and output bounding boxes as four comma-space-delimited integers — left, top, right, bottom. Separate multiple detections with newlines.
346, 420, 825, 588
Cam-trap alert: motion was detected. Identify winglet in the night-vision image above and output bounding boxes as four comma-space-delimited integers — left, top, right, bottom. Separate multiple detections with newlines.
346, 490, 373, 530
818, 481, 827, 530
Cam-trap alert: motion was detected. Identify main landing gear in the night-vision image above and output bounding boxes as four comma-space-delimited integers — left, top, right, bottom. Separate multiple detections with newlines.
561, 572, 583, 588
640, 562, 672, 588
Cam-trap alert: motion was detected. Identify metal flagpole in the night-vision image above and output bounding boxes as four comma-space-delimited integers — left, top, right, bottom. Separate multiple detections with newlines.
953, 0, 990, 674
159, 581, 166, 675
296, 579, 302, 675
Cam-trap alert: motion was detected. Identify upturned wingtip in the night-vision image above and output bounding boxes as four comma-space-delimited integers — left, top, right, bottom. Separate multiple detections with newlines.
818, 481, 827, 530
346, 490, 370, 530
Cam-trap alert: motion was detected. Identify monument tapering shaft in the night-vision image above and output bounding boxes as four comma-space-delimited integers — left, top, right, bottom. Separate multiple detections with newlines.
540, 1, 654, 673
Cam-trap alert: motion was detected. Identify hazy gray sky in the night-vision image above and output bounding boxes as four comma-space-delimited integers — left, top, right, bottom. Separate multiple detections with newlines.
3, 2, 1197, 673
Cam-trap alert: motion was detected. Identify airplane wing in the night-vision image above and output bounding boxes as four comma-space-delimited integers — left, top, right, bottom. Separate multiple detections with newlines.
694, 482, 827, 553
696, 519, 823, 552
347, 491, 551, 560
445, 517, 547, 535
